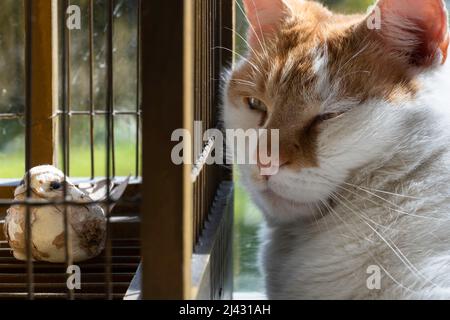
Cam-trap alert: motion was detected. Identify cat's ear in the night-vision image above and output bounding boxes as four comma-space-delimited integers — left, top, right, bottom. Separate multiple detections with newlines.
371, 0, 449, 67
243, 0, 295, 49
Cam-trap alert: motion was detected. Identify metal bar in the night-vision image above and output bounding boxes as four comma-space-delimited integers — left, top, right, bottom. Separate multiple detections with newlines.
0, 198, 130, 206
24, 0, 34, 300
135, 0, 142, 179
110, 0, 116, 179
89, 0, 95, 180
53, 110, 141, 116
105, 0, 114, 300
66, 0, 71, 177
0, 113, 24, 120
61, 0, 74, 300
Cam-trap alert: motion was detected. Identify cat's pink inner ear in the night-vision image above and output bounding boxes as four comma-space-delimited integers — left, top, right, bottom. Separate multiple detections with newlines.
243, 0, 287, 48
376, 0, 449, 66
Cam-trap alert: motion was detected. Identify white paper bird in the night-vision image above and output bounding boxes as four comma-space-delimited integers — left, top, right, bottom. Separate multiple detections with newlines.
4, 165, 129, 263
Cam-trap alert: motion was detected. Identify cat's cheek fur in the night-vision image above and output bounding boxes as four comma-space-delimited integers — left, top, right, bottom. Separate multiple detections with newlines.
232, 98, 410, 224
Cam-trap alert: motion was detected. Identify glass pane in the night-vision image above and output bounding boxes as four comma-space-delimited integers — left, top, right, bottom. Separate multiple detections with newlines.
0, 119, 25, 179
69, 115, 92, 177
113, 0, 139, 111
0, 0, 24, 114
92, 115, 136, 177
234, 176, 264, 293
0, 0, 25, 180
93, 115, 108, 177
92, 0, 108, 111
68, 0, 91, 111
114, 115, 136, 176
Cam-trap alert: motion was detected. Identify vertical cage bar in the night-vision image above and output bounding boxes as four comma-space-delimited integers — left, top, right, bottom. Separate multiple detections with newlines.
61, 0, 74, 300
135, 0, 142, 178
89, 0, 95, 180
220, 0, 234, 181
105, 0, 114, 300
65, 1, 71, 176
110, 0, 116, 179
193, 0, 199, 246
24, 0, 34, 300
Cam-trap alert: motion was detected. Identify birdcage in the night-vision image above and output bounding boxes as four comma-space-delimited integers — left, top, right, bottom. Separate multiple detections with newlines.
0, 0, 234, 300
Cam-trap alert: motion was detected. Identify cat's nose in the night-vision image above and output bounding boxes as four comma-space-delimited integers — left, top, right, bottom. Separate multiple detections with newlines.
256, 155, 289, 176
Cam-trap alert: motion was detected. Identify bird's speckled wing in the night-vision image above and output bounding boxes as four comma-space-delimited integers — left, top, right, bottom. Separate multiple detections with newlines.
68, 204, 106, 257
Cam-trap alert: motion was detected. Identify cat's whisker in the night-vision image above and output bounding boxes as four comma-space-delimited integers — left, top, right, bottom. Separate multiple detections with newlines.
334, 70, 371, 87
342, 182, 423, 200
211, 77, 256, 87
313, 202, 331, 234
307, 202, 322, 232
223, 26, 265, 65
329, 192, 398, 232
228, 79, 257, 87
330, 191, 437, 287
335, 38, 371, 77
325, 194, 421, 294
319, 198, 367, 242
234, 0, 269, 57
306, 172, 449, 221
376, 262, 419, 295
248, 0, 269, 54
212, 46, 262, 75
337, 183, 450, 221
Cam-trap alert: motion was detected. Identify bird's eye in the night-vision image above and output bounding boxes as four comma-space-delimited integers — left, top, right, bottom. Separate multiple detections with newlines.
50, 181, 62, 190
245, 97, 267, 112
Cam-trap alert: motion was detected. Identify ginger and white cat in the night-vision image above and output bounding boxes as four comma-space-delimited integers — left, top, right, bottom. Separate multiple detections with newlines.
223, 0, 450, 299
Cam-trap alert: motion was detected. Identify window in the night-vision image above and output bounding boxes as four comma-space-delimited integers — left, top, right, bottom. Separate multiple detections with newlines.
0, 1, 25, 180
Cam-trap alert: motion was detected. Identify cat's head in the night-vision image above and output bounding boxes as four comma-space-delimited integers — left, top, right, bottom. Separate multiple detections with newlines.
222, 0, 449, 223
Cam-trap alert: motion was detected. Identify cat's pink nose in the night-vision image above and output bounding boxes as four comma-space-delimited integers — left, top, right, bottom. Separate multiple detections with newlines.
257, 157, 288, 176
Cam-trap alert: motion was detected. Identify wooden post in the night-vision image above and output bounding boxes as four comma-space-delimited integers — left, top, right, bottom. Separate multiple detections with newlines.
0, 0, 57, 215
140, 0, 194, 299
28, 0, 58, 167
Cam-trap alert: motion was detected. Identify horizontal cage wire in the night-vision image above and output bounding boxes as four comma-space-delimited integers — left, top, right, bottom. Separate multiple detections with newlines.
0, 0, 142, 300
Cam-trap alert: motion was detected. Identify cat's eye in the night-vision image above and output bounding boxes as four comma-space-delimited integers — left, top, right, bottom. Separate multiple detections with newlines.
245, 97, 267, 112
